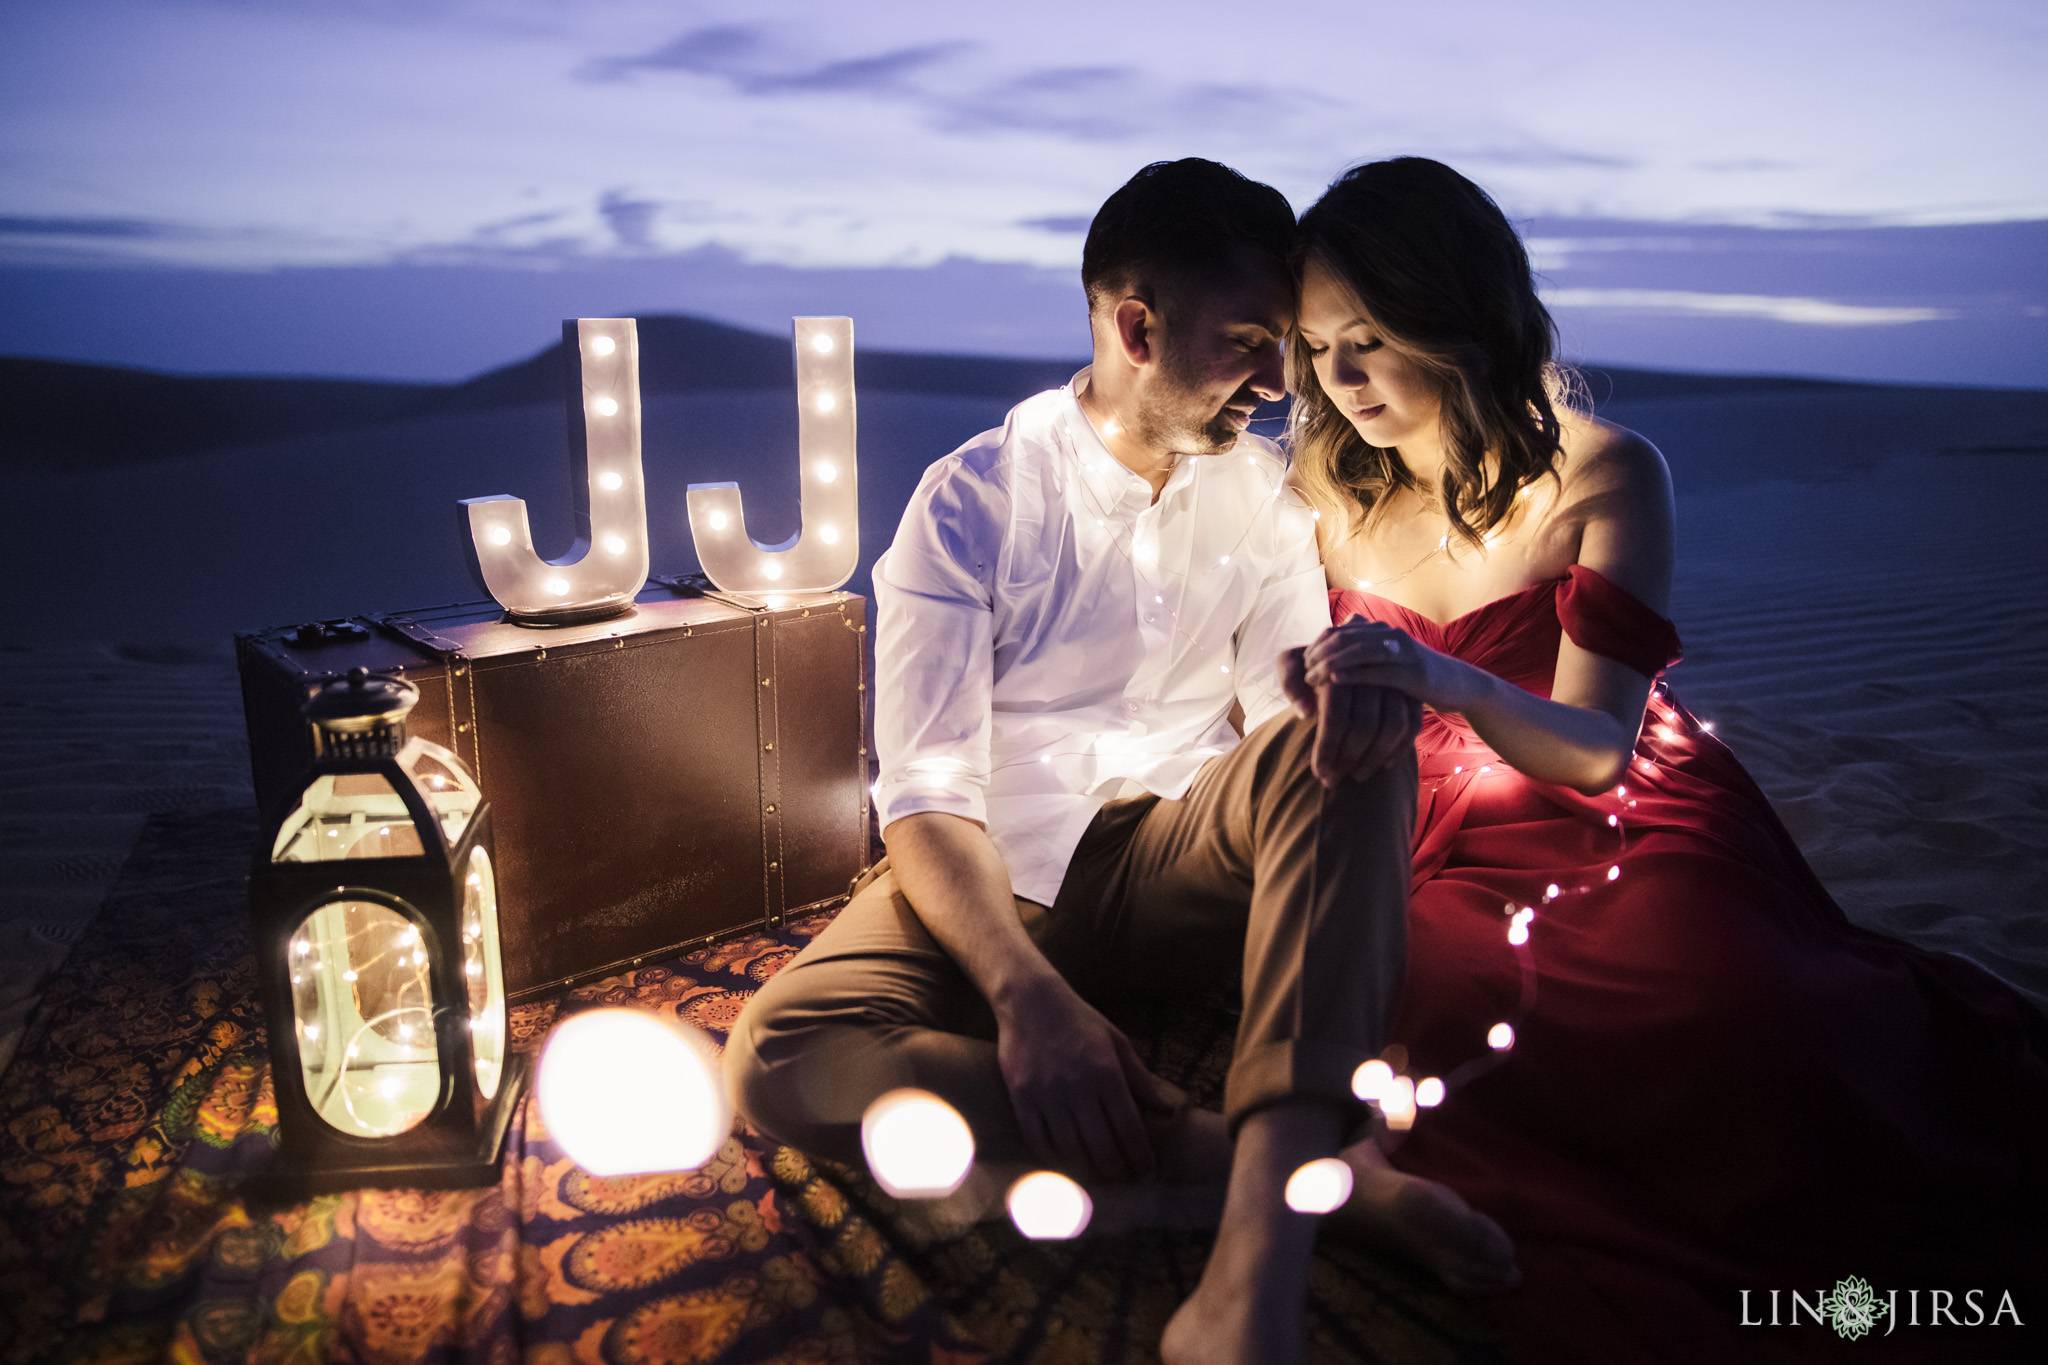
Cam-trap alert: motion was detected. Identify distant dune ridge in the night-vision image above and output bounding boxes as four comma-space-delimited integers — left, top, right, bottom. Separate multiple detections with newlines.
0, 316, 2043, 1076
0, 312, 1914, 473
0, 316, 1087, 471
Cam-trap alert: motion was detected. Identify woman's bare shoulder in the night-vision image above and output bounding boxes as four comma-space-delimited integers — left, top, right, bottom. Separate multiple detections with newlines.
1556, 413, 1672, 507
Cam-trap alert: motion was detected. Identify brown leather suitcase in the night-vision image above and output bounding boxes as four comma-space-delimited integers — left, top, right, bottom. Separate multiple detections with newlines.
237, 582, 870, 1000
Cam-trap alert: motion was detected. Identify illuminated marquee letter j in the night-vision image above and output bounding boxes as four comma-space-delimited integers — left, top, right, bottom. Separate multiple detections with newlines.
461, 318, 650, 625
687, 317, 859, 594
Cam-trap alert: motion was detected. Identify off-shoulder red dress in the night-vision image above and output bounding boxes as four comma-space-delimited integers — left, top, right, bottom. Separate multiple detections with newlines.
1332, 568, 2048, 1363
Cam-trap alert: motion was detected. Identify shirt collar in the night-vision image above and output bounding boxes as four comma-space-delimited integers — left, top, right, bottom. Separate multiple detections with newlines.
1063, 367, 1180, 515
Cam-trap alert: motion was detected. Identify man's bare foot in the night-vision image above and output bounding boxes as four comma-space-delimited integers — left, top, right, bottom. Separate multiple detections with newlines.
1324, 1137, 1520, 1294
1160, 1102, 1342, 1365
1160, 1243, 1305, 1365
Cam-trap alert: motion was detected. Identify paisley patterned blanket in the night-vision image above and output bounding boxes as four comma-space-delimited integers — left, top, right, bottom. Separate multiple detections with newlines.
0, 809, 1501, 1364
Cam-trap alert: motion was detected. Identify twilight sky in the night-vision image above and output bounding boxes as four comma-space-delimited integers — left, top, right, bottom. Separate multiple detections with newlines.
2, 0, 2044, 384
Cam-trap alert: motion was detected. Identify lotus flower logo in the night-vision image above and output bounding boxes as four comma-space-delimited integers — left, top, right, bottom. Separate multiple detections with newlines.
1819, 1275, 1886, 1341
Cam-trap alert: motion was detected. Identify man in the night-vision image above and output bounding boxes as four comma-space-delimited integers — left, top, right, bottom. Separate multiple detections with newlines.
727, 159, 1515, 1364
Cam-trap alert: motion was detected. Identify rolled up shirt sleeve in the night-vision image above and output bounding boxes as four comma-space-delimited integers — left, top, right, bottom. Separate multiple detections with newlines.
1232, 487, 1332, 734
872, 456, 1005, 833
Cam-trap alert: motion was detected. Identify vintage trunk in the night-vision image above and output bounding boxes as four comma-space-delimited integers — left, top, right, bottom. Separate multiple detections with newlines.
237, 584, 870, 1000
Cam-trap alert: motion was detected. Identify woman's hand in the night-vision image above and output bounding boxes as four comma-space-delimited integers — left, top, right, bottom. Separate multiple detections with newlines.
1302, 619, 1483, 713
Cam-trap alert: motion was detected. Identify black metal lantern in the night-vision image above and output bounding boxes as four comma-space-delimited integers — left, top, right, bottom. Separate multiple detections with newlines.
249, 667, 528, 1192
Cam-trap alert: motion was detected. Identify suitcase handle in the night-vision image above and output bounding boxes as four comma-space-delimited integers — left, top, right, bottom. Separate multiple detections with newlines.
371, 611, 472, 658
647, 572, 775, 614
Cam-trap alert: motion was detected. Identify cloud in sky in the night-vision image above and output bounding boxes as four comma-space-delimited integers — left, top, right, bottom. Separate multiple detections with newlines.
589, 24, 967, 97
1542, 289, 1950, 327
2, 0, 2043, 276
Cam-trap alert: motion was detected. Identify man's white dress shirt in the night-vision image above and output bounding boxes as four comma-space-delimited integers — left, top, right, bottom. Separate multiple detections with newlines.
871, 371, 1332, 906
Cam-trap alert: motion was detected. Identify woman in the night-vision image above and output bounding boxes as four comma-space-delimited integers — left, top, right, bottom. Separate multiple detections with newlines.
1286, 158, 2048, 1361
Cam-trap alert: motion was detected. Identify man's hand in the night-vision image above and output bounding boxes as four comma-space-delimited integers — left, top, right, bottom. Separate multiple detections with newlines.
1280, 644, 1422, 787
993, 975, 1176, 1182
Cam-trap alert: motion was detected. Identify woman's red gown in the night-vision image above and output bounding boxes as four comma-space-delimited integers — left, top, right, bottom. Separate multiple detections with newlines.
1331, 569, 2048, 1363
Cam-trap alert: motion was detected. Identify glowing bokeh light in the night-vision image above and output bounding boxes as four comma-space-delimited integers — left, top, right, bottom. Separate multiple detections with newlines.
1415, 1077, 1446, 1107
1284, 1157, 1354, 1213
535, 1009, 730, 1176
1382, 1075, 1418, 1131
1351, 1058, 1393, 1101
1488, 1022, 1515, 1050
1007, 1171, 1093, 1239
861, 1089, 975, 1198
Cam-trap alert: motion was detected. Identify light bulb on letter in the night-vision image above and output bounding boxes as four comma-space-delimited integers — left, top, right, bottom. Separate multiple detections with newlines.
594, 396, 618, 417
489, 526, 512, 546
688, 317, 859, 593
591, 336, 616, 356
603, 534, 626, 555
861, 1088, 974, 1198
535, 1009, 730, 1175
1008, 1171, 1092, 1239
599, 471, 623, 491
1284, 1157, 1354, 1213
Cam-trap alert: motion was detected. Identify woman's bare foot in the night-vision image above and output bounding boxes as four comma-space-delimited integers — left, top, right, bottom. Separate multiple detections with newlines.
1324, 1136, 1520, 1294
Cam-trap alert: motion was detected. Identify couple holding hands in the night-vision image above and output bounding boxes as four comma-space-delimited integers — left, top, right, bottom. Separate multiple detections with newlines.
727, 158, 2046, 1362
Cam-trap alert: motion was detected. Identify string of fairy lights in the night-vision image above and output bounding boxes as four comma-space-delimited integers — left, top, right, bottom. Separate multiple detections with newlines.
875, 401, 1672, 1160
530, 396, 1705, 1237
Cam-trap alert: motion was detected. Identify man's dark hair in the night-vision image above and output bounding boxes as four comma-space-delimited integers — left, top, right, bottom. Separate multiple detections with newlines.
1081, 159, 1295, 314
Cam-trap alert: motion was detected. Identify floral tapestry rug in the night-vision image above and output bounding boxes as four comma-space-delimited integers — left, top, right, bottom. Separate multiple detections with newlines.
0, 809, 1504, 1364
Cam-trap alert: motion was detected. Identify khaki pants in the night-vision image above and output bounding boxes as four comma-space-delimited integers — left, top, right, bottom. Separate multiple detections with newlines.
725, 712, 1416, 1167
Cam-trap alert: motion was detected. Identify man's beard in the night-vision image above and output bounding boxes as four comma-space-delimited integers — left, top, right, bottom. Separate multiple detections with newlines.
1135, 347, 1262, 456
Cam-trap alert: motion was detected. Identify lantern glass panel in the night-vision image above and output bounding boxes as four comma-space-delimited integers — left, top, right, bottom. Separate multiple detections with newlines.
270, 773, 424, 862
462, 846, 508, 1100
289, 899, 440, 1136
396, 738, 483, 844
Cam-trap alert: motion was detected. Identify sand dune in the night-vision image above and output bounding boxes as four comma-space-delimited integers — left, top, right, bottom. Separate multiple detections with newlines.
1, 375, 2044, 1071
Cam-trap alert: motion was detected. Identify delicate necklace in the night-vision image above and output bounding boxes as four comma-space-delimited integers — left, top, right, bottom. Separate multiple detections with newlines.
1345, 482, 1530, 593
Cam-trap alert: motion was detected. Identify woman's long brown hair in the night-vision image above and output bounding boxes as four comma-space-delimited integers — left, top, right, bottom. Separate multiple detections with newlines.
1288, 157, 1580, 550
